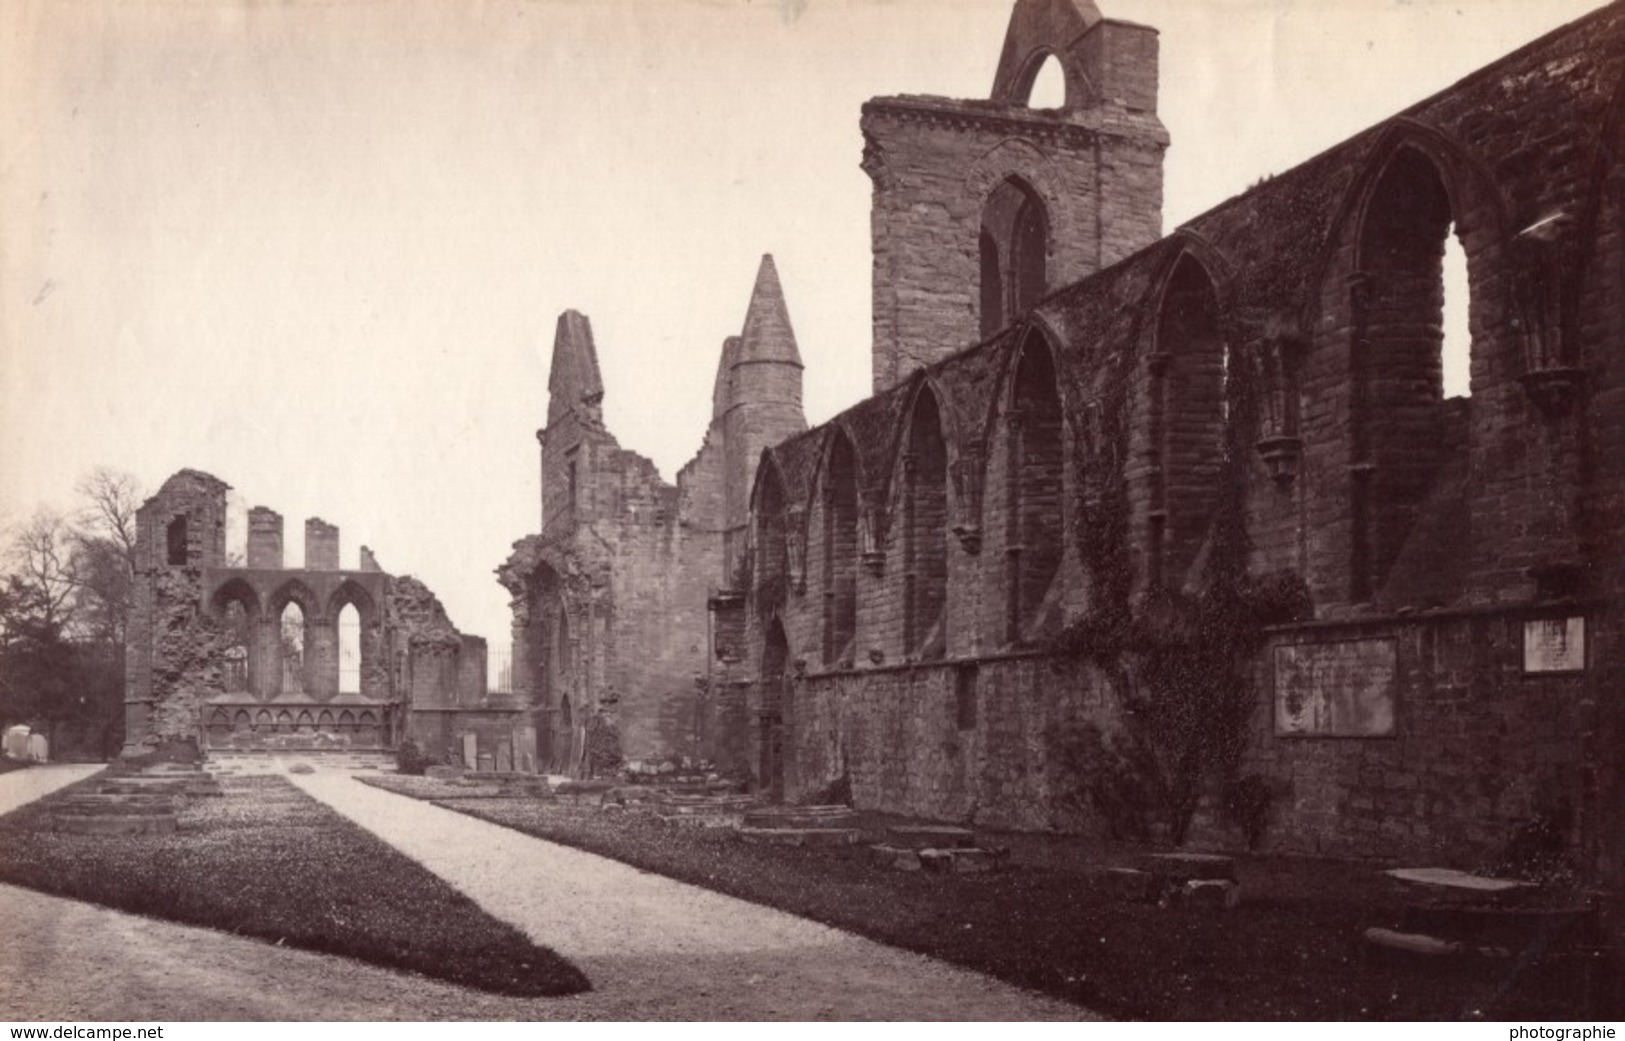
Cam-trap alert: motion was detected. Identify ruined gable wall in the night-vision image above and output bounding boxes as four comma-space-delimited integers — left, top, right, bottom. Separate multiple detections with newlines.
862, 27, 1165, 395
123, 471, 230, 752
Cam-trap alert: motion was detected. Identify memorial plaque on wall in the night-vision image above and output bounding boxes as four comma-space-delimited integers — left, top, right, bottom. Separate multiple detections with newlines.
1523, 616, 1585, 674
1274, 639, 1397, 737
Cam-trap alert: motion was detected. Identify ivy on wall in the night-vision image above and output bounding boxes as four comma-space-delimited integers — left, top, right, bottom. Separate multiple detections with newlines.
1050, 338, 1311, 845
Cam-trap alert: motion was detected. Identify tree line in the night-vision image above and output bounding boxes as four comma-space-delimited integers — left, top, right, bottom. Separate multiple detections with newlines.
0, 468, 143, 759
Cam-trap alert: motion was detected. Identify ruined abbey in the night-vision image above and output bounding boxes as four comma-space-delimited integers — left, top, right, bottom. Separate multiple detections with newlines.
124, 0, 1624, 876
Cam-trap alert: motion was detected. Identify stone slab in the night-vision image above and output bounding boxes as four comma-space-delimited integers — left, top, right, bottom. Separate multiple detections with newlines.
1094, 867, 1165, 904
54, 813, 177, 836
886, 825, 977, 849
868, 844, 923, 871
1364, 927, 1463, 957
737, 827, 861, 847
1385, 867, 1527, 893
1139, 852, 1237, 882
741, 806, 857, 829
657, 814, 741, 829
918, 847, 1008, 874
1181, 878, 1241, 909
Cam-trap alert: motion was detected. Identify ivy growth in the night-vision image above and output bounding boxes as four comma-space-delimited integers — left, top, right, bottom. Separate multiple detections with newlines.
1050, 343, 1311, 845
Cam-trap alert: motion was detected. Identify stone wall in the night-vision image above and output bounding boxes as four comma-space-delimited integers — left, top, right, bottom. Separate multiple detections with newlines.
785, 653, 1120, 831
731, 1, 1625, 875
125, 469, 505, 760
504, 261, 805, 771
861, 7, 1165, 393
1174, 605, 1622, 864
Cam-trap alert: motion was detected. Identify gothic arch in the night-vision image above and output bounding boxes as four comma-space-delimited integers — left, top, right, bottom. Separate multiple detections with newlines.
266, 578, 320, 620
989, 0, 1103, 109
752, 455, 793, 609
325, 579, 376, 625
896, 382, 951, 659
995, 326, 1068, 644
814, 427, 862, 667
327, 579, 377, 698
1323, 130, 1499, 603
1147, 250, 1230, 591
208, 577, 262, 620
980, 174, 1051, 338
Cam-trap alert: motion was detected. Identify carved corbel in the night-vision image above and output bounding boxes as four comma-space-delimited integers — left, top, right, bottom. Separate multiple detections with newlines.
1251, 333, 1307, 488
949, 439, 985, 555
859, 488, 886, 574
784, 506, 808, 593
1511, 212, 1584, 419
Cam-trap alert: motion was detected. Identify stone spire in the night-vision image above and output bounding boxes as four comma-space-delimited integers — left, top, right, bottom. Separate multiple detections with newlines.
723, 255, 807, 542
737, 255, 803, 368
546, 310, 605, 427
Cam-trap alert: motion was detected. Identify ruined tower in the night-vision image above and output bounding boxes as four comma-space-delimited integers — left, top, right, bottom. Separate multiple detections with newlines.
861, 0, 1166, 391
538, 310, 606, 532
722, 255, 807, 575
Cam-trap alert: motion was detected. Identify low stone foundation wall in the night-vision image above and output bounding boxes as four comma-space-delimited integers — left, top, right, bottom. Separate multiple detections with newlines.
786, 653, 1119, 831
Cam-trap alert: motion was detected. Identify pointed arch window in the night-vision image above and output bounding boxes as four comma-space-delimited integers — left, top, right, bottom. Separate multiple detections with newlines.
754, 464, 790, 610
1348, 147, 1466, 602
821, 434, 860, 666
1150, 255, 1228, 591
980, 178, 1049, 338
1005, 335, 1065, 644
279, 603, 306, 695
337, 603, 362, 694
902, 391, 949, 659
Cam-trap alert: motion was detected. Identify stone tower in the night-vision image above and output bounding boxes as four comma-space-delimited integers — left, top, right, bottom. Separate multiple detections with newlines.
537, 310, 606, 532
861, 0, 1167, 392
722, 255, 807, 575
123, 469, 231, 754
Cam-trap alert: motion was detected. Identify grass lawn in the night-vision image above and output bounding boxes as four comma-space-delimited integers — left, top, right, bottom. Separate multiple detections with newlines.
0, 774, 589, 998
0, 757, 33, 775
360, 774, 1613, 1020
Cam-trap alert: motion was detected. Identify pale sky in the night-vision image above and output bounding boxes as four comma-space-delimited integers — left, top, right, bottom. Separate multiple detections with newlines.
0, 0, 1604, 649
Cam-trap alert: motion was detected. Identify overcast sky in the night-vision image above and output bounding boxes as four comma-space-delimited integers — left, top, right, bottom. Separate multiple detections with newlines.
0, 0, 1603, 649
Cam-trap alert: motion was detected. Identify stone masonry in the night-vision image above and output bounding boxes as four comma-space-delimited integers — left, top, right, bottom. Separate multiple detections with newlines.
507, 0, 1625, 888
498, 257, 806, 772
123, 470, 516, 765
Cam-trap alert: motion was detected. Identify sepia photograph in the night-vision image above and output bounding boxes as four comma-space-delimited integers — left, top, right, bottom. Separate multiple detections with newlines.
0, 0, 1621, 1025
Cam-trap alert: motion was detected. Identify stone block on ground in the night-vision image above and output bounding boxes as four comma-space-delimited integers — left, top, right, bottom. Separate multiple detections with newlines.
53, 813, 177, 836
656, 813, 739, 829
1384, 867, 1527, 894
740, 805, 857, 830
1095, 867, 1165, 904
1362, 925, 1515, 965
869, 844, 923, 871
1139, 852, 1237, 883
917, 846, 1008, 874
737, 826, 860, 847
1180, 878, 1241, 909
946, 847, 1007, 874
55, 793, 175, 814
885, 825, 977, 850
425, 765, 463, 780
552, 780, 615, 805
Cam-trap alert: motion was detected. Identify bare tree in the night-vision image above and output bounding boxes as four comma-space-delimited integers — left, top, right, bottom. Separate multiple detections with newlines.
70, 467, 143, 645
75, 467, 141, 565
5, 508, 81, 635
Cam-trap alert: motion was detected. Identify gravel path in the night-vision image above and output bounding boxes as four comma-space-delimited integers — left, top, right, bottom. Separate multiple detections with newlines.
0, 763, 103, 815
290, 771, 1093, 1020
